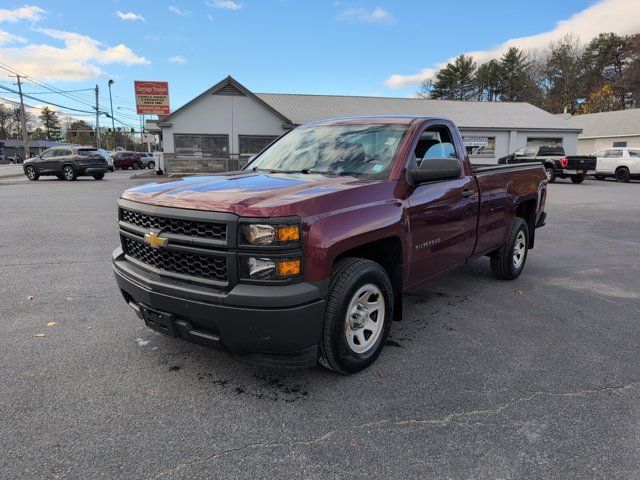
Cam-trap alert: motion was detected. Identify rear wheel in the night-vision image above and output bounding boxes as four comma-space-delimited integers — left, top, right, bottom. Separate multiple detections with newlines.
132, 162, 140, 170
62, 165, 77, 181
570, 175, 585, 184
25, 165, 39, 181
490, 218, 529, 280
545, 168, 556, 183
319, 258, 393, 374
147, 161, 155, 170
93, 173, 104, 180
615, 167, 630, 183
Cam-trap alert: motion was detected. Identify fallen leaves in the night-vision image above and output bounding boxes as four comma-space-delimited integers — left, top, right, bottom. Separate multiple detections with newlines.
515, 289, 524, 295
46, 322, 57, 327
26, 295, 34, 301
33, 333, 45, 338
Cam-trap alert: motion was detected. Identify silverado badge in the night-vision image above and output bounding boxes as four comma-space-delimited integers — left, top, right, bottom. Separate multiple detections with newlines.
144, 230, 168, 249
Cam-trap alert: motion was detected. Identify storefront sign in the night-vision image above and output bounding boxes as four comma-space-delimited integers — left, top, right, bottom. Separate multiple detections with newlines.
463, 136, 489, 147
134, 81, 170, 115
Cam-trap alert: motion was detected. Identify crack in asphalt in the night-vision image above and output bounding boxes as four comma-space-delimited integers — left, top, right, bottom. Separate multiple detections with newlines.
149, 382, 639, 479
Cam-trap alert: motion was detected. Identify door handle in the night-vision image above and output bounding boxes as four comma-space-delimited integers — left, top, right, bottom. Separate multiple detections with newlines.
461, 189, 475, 198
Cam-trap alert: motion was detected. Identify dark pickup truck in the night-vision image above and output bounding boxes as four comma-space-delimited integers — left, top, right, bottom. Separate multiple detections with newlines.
113, 116, 547, 374
498, 145, 596, 183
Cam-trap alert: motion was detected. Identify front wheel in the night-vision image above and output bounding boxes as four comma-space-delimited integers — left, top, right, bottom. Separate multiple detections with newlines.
545, 168, 556, 183
490, 217, 529, 280
570, 175, 585, 184
615, 167, 630, 183
319, 258, 393, 374
132, 162, 140, 170
147, 161, 155, 170
25, 165, 39, 181
62, 165, 77, 181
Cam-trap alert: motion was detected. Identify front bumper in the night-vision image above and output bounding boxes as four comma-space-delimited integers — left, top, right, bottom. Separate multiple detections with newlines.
113, 248, 325, 368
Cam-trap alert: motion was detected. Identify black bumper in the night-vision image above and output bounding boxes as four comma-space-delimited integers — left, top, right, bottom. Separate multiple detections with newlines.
80, 166, 108, 175
112, 248, 325, 368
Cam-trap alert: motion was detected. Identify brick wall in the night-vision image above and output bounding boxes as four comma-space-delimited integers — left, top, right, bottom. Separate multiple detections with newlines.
165, 155, 246, 174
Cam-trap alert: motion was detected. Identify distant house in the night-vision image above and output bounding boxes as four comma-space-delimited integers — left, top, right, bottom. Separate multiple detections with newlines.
156, 76, 582, 173
0, 139, 78, 160
562, 109, 640, 154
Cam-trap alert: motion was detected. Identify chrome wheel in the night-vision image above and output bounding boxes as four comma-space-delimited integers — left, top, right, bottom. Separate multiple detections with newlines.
63, 166, 74, 181
344, 284, 385, 354
26, 166, 36, 180
512, 230, 527, 269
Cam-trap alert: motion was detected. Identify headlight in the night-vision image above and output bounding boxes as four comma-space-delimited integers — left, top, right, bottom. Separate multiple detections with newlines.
241, 223, 300, 245
241, 257, 301, 280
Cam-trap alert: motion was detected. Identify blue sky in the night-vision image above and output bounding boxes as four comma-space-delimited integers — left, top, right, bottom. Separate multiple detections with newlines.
0, 0, 638, 125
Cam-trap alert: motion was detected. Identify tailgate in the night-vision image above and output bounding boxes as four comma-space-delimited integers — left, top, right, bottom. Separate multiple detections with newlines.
566, 156, 596, 170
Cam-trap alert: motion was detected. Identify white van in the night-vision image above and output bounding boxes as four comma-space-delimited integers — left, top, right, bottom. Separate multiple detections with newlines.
593, 147, 640, 182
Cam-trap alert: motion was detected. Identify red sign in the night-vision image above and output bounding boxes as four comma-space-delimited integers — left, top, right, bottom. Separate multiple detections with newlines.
134, 81, 170, 115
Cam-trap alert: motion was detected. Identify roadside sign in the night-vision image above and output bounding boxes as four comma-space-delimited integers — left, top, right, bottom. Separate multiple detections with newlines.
134, 81, 170, 115
463, 136, 489, 147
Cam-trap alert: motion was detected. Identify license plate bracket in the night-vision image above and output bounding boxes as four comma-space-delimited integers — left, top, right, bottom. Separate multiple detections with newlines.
577, 169, 584, 174
140, 305, 177, 337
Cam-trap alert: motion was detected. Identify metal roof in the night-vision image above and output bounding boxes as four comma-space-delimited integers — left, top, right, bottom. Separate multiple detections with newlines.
254, 93, 581, 131
563, 109, 640, 138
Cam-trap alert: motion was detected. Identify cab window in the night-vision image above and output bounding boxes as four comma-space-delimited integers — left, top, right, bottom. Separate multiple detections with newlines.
40, 149, 54, 159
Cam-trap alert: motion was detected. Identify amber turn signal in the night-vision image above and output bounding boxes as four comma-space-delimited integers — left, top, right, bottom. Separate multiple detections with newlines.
277, 259, 301, 277
276, 225, 300, 242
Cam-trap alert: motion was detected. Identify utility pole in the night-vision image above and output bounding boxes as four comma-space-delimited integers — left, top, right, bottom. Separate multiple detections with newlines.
95, 85, 100, 149
108, 79, 116, 150
11, 74, 30, 162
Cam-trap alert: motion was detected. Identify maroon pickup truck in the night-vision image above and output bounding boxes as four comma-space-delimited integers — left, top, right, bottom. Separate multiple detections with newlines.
113, 116, 547, 374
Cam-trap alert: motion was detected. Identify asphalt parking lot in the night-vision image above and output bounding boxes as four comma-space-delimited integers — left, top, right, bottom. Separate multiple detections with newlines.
1, 171, 639, 479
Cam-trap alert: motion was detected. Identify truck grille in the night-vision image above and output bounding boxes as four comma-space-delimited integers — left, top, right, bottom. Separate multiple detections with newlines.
120, 208, 226, 241
122, 236, 228, 282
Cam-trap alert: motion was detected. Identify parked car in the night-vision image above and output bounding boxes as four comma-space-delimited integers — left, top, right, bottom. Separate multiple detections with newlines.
592, 147, 640, 183
97, 148, 114, 172
498, 145, 596, 183
136, 152, 157, 169
23, 147, 108, 181
112, 151, 142, 170
113, 116, 547, 374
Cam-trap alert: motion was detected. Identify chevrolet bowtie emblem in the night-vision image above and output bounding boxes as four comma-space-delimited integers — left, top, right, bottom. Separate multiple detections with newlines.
144, 230, 168, 249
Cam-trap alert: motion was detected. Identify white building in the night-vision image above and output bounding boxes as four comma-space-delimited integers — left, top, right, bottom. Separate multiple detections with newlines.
562, 108, 640, 155
157, 76, 582, 173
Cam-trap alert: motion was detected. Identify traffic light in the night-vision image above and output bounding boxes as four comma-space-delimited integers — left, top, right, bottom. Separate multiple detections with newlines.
107, 128, 113, 137
130, 127, 135, 134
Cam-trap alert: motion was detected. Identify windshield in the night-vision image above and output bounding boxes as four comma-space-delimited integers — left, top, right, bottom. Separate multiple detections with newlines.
246, 124, 408, 179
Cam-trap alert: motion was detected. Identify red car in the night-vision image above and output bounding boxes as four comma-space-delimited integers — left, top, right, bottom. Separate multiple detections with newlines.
112, 151, 142, 170
113, 116, 547, 373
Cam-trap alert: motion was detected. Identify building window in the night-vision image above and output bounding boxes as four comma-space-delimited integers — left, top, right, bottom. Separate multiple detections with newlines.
463, 136, 495, 157
527, 137, 562, 147
238, 135, 279, 156
174, 134, 229, 158
612, 141, 627, 148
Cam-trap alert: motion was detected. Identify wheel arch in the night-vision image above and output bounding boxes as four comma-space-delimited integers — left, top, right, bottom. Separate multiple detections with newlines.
515, 198, 537, 249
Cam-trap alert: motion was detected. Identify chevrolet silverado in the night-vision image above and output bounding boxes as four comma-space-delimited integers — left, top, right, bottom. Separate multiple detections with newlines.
113, 116, 547, 374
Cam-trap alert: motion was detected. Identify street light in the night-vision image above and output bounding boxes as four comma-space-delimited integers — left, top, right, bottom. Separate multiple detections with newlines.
108, 79, 116, 149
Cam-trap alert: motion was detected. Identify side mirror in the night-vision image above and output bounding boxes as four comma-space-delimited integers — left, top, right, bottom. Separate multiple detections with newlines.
406, 157, 461, 187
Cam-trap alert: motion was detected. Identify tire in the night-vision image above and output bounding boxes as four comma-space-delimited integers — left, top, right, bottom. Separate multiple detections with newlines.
545, 168, 556, 183
570, 175, 585, 184
319, 258, 393, 374
615, 167, 630, 183
147, 161, 155, 170
25, 165, 39, 181
93, 173, 104, 180
132, 162, 140, 170
490, 217, 529, 280
62, 165, 77, 181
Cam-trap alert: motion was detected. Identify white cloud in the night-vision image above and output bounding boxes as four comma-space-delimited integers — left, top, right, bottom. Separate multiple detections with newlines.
0, 5, 45, 23
337, 7, 393, 23
205, 0, 242, 10
0, 29, 27, 45
0, 27, 149, 81
385, 0, 640, 89
116, 10, 145, 22
168, 6, 193, 16
169, 55, 187, 63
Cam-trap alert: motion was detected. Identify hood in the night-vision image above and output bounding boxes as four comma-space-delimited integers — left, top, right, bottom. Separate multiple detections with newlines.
121, 171, 379, 217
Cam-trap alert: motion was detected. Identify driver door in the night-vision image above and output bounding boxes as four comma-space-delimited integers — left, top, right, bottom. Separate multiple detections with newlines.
37, 149, 56, 172
406, 123, 478, 285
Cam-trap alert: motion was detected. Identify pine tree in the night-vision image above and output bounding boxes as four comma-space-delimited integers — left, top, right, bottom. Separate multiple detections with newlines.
39, 106, 63, 141
423, 55, 477, 100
